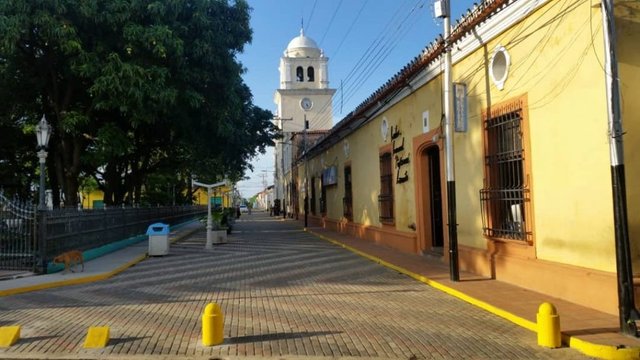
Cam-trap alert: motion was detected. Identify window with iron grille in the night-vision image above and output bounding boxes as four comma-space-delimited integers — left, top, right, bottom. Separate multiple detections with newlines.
479, 101, 532, 241
343, 166, 353, 220
378, 152, 394, 223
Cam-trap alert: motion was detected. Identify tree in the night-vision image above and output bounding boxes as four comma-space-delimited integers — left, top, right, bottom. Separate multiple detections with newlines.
0, 0, 277, 206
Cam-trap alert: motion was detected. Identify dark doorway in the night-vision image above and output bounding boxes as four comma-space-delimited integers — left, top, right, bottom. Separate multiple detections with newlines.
343, 166, 353, 220
426, 146, 444, 252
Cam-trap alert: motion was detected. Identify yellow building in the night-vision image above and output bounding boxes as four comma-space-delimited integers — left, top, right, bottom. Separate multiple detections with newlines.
80, 184, 233, 209
193, 184, 233, 208
292, 0, 640, 316
80, 189, 105, 209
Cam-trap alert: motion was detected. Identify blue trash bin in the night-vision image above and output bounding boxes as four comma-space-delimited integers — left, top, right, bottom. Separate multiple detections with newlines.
147, 223, 170, 256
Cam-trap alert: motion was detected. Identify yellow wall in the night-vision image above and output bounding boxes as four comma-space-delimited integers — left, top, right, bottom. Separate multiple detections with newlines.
193, 186, 232, 207
616, 3, 640, 272
452, 0, 616, 271
429, 0, 619, 272
294, 0, 640, 274
81, 190, 104, 209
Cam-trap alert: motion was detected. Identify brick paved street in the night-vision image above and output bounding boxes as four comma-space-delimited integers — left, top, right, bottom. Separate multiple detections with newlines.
0, 212, 589, 359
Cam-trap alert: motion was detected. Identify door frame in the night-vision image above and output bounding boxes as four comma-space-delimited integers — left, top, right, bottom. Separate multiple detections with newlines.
413, 129, 447, 255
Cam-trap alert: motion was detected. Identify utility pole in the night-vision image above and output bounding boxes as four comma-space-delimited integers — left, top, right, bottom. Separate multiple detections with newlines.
259, 171, 268, 189
275, 117, 293, 218
600, 0, 638, 336
435, 0, 459, 281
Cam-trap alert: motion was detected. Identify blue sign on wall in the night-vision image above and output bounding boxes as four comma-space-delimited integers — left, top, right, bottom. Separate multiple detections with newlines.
322, 166, 338, 186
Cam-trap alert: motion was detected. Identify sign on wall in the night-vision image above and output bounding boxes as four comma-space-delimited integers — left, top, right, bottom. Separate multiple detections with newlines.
322, 166, 338, 186
453, 82, 467, 132
422, 110, 430, 133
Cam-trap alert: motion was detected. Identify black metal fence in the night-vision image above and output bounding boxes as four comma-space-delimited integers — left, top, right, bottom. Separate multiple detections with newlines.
0, 192, 36, 271
1, 190, 205, 273
40, 205, 206, 272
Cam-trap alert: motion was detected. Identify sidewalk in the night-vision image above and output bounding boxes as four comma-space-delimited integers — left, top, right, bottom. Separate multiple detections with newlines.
303, 224, 640, 359
0, 220, 203, 297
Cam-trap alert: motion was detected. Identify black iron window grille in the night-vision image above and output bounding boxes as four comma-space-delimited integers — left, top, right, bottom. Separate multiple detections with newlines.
378, 152, 394, 223
479, 105, 532, 241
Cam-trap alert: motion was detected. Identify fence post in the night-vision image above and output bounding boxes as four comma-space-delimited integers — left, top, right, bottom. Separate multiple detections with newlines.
37, 209, 48, 274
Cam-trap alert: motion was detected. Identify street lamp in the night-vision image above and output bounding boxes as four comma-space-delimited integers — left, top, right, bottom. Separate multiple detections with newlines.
35, 115, 52, 210
192, 179, 228, 249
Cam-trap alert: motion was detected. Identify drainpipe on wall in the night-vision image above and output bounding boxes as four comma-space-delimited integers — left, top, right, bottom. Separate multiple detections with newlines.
303, 114, 309, 229
437, 0, 460, 281
600, 0, 639, 337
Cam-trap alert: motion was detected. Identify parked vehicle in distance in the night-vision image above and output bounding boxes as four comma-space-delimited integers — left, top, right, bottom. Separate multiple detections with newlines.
239, 205, 248, 213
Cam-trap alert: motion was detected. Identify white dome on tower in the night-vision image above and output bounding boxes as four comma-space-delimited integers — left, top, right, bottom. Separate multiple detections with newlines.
284, 29, 322, 58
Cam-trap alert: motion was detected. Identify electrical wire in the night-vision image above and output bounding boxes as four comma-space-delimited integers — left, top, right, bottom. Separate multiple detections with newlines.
319, 0, 345, 47
453, 0, 584, 102
340, 1, 425, 109
305, 0, 319, 33
329, 0, 370, 59
304, 0, 425, 131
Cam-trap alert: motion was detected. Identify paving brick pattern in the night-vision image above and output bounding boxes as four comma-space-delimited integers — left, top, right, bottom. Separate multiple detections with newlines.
0, 213, 589, 359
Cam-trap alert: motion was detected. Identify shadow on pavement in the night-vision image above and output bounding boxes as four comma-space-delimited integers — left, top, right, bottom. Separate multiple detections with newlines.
109, 336, 150, 345
19, 335, 59, 344
225, 330, 340, 344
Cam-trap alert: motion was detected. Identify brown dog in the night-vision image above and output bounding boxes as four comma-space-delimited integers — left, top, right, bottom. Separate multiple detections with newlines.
53, 250, 84, 274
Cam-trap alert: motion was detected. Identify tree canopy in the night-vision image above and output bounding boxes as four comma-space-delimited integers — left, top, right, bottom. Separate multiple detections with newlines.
0, 0, 276, 205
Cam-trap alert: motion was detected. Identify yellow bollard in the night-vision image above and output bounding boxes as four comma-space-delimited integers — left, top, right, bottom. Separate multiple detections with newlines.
202, 302, 224, 346
537, 302, 561, 348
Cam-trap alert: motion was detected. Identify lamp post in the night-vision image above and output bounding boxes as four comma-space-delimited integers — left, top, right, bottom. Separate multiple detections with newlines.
192, 179, 228, 249
35, 116, 52, 210
35, 115, 51, 274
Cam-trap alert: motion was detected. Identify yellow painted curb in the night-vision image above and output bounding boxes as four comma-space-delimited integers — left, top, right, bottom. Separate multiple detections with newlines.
0, 254, 148, 297
83, 326, 109, 348
0, 326, 20, 347
307, 229, 640, 360
563, 334, 640, 360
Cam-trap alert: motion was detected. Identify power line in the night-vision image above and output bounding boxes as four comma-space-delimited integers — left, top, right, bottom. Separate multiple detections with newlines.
301, 0, 415, 130
305, 0, 319, 33
340, 1, 425, 108
324, 1, 421, 127
329, 0, 370, 59
305, 0, 425, 130
319, 0, 345, 47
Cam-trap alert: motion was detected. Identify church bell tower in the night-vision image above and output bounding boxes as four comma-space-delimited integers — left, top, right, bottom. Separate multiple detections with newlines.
273, 29, 335, 217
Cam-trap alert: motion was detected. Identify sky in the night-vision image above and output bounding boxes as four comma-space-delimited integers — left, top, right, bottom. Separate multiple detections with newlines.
236, 0, 476, 197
